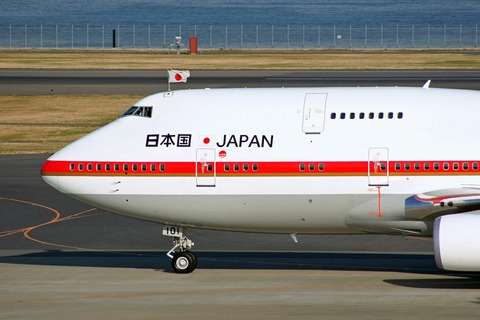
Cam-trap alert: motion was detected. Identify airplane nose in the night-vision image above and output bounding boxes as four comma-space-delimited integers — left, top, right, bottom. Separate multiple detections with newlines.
41, 151, 60, 191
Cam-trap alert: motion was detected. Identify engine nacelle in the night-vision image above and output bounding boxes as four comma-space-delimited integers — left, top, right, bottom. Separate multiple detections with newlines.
434, 212, 480, 271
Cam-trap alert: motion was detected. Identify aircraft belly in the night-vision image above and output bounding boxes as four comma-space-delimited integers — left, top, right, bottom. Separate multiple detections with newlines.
57, 176, 415, 233
69, 193, 405, 234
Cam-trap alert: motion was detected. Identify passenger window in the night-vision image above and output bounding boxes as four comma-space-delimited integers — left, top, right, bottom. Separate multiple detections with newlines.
350, 113, 355, 119
424, 163, 430, 170
299, 164, 305, 171
474, 162, 479, 170
150, 164, 156, 171
318, 163, 324, 171
234, 164, 239, 172
463, 162, 469, 170
243, 164, 248, 171
142, 164, 147, 171
395, 163, 401, 171
453, 163, 459, 170
87, 163, 92, 171
443, 163, 449, 170
388, 112, 393, 119
331, 113, 336, 119
398, 112, 403, 119
378, 112, 384, 119
96, 163, 102, 171
132, 164, 138, 171
404, 163, 410, 171
359, 112, 365, 119
252, 164, 258, 171
208, 164, 213, 171
414, 163, 420, 170
369, 112, 374, 119
309, 163, 315, 171
78, 163, 84, 171
340, 112, 346, 119
433, 162, 439, 170
160, 164, 165, 172
69, 163, 75, 171
106, 164, 111, 171
114, 164, 120, 171
224, 164, 230, 171
123, 164, 129, 171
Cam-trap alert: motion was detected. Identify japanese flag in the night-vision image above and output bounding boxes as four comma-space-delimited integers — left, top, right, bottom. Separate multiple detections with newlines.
168, 70, 190, 83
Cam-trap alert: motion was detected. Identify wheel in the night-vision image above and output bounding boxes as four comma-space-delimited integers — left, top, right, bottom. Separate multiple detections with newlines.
171, 251, 197, 273
171, 252, 193, 273
184, 251, 198, 270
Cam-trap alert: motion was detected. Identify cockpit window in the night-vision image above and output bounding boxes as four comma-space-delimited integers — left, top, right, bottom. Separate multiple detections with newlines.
121, 106, 153, 118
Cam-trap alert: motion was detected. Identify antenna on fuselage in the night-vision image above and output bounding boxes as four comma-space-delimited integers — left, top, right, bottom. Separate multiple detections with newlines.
422, 80, 432, 89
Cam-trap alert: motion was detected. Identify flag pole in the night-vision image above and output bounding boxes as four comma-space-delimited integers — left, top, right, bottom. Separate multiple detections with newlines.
167, 70, 171, 92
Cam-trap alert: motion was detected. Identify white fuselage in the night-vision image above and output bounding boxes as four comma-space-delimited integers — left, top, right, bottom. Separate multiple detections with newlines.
41, 87, 480, 235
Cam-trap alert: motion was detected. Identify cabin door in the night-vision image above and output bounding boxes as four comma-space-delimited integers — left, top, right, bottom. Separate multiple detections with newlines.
368, 147, 389, 186
196, 148, 216, 187
302, 93, 327, 134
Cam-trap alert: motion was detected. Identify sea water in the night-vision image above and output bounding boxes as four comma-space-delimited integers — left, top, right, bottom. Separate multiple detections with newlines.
1, 0, 478, 27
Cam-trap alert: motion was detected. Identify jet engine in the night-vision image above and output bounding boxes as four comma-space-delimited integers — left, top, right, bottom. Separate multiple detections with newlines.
433, 212, 480, 271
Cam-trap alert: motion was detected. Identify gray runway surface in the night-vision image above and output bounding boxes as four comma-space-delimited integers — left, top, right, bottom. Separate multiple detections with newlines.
2, 71, 480, 319
1, 69, 480, 94
2, 154, 480, 320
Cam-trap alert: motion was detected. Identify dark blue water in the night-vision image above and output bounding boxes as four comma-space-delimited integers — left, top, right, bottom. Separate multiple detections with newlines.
1, 0, 479, 27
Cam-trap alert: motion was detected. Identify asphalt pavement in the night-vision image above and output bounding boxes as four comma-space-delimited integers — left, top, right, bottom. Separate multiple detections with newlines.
1, 69, 480, 94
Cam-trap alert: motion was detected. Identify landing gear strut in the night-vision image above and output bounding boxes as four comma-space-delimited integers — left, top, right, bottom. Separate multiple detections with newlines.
163, 226, 198, 273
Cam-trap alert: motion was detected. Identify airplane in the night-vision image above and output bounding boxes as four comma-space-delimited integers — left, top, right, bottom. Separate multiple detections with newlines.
41, 83, 480, 273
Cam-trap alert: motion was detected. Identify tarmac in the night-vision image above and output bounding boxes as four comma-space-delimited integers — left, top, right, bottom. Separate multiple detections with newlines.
1, 69, 480, 94
3, 260, 480, 320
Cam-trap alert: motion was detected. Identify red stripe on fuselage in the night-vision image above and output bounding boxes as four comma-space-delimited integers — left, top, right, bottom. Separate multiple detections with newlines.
41, 160, 480, 177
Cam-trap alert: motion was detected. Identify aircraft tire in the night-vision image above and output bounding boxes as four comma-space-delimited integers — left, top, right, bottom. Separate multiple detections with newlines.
184, 251, 198, 270
172, 251, 197, 273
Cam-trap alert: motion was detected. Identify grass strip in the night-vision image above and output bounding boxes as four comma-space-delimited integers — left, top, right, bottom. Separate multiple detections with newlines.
0, 95, 142, 154
1, 49, 480, 69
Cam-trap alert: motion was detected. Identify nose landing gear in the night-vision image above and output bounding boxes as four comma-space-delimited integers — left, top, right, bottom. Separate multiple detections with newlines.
164, 226, 198, 273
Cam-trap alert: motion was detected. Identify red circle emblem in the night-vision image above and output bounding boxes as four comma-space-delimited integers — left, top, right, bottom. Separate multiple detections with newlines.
175, 73, 182, 81
203, 137, 210, 145
219, 150, 227, 158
